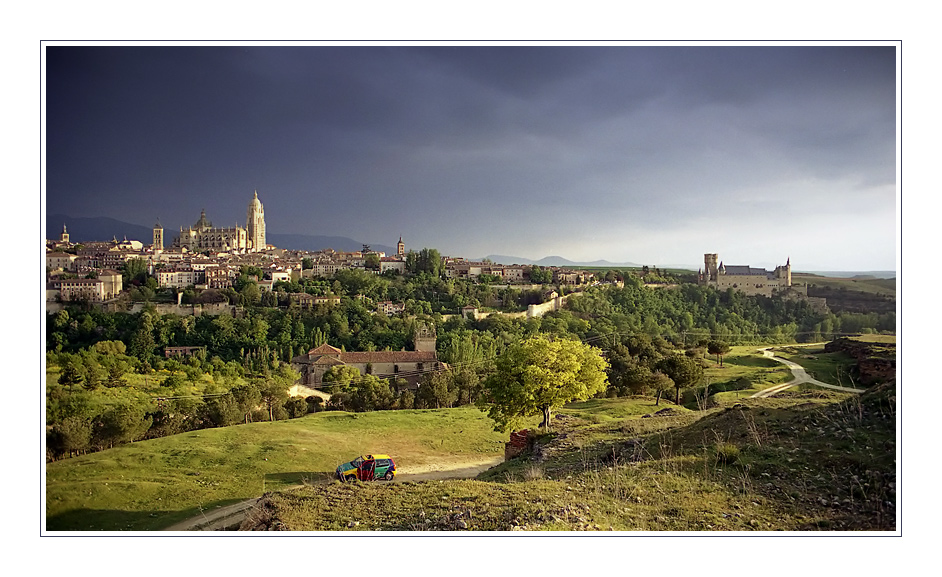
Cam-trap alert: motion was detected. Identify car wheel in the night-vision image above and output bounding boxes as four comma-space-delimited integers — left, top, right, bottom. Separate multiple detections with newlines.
384, 471, 394, 481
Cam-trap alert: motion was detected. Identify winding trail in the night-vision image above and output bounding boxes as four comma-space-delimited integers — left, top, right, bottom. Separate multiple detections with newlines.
161, 455, 503, 531
751, 345, 862, 398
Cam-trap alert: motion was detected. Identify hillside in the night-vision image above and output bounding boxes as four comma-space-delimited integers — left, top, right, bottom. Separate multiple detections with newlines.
242, 384, 895, 531
796, 273, 896, 314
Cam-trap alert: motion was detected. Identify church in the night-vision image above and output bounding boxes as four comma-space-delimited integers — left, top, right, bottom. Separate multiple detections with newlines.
291, 325, 442, 390
168, 191, 267, 253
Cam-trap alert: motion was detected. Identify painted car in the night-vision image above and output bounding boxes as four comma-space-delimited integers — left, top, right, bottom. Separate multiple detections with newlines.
336, 454, 397, 482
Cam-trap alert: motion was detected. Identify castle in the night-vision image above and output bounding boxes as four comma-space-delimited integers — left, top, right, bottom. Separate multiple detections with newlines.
699, 253, 796, 297
167, 191, 266, 253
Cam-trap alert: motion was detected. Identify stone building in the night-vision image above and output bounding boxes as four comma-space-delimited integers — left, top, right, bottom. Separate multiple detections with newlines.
172, 191, 267, 254
153, 221, 164, 251
57, 270, 123, 301
291, 325, 441, 389
246, 190, 266, 252
699, 253, 793, 297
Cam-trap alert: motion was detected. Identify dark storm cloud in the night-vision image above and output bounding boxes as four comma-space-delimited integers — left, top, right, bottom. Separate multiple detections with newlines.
44, 44, 897, 270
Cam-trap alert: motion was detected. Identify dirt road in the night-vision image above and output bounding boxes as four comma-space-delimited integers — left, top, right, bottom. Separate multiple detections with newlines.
161, 455, 503, 531
751, 346, 862, 398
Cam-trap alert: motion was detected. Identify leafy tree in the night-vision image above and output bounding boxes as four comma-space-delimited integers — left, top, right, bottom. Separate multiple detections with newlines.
203, 393, 242, 427
284, 397, 309, 418
129, 312, 157, 361
58, 360, 85, 394
93, 401, 153, 449
656, 354, 704, 405
231, 382, 261, 424
707, 340, 732, 366
321, 365, 363, 394
650, 371, 674, 406
49, 416, 93, 458
478, 335, 608, 432
122, 258, 149, 287
417, 371, 458, 409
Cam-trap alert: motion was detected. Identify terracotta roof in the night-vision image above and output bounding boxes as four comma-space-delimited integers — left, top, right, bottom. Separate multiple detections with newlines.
338, 351, 438, 364
308, 343, 342, 355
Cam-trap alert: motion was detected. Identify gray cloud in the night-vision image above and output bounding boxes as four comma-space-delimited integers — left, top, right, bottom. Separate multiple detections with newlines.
45, 45, 897, 270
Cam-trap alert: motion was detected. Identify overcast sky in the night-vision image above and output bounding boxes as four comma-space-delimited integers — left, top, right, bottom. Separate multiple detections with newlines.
44, 44, 898, 271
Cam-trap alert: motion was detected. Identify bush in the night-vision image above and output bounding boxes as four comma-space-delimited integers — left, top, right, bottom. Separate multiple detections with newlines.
284, 397, 309, 419
713, 442, 740, 465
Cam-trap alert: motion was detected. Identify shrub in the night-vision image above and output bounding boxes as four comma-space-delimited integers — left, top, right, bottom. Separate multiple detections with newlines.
713, 442, 740, 465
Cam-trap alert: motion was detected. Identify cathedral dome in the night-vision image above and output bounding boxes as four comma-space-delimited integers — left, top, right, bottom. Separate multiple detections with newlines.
248, 190, 264, 212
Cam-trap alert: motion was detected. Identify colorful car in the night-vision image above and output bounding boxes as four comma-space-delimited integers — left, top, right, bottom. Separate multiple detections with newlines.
336, 454, 397, 482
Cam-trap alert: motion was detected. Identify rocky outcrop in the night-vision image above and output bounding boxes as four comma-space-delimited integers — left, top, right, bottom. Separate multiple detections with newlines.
824, 338, 896, 385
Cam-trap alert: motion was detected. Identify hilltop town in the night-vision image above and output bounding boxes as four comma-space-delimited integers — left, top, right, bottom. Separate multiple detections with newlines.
45, 191, 602, 313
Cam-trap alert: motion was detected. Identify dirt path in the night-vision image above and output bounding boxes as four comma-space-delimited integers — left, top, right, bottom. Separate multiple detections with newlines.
751, 345, 863, 398
162, 455, 503, 531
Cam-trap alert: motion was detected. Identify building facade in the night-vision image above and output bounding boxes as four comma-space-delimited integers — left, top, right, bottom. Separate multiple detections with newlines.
291, 325, 441, 389
172, 192, 267, 254
699, 253, 792, 296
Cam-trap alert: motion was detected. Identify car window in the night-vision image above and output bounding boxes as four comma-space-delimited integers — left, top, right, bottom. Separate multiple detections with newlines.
377, 459, 390, 467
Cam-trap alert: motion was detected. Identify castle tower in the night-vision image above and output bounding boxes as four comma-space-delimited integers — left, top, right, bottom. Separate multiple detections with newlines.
153, 220, 164, 251
60, 224, 69, 244
247, 190, 266, 252
785, 257, 792, 286
397, 236, 405, 257
704, 253, 718, 283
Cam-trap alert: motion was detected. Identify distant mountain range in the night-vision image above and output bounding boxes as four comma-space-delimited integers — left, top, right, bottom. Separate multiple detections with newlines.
45, 214, 395, 254
482, 254, 642, 268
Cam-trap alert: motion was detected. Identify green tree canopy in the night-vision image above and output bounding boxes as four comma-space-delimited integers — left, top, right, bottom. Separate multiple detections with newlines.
478, 335, 609, 432
656, 354, 704, 405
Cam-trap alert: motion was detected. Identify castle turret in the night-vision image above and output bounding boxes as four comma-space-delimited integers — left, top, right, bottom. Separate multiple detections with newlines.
704, 253, 718, 283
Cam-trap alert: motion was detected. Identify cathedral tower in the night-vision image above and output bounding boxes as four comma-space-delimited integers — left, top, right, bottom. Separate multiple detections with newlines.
397, 236, 405, 257
247, 190, 266, 252
60, 224, 69, 244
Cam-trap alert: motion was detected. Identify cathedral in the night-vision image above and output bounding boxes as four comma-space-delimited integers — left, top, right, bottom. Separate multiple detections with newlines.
171, 191, 267, 253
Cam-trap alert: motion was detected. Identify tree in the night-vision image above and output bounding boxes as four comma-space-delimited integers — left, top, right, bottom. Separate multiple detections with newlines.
122, 258, 149, 287
650, 371, 674, 406
49, 416, 93, 458
656, 354, 704, 405
417, 371, 458, 409
707, 340, 732, 367
58, 360, 85, 394
231, 382, 261, 424
322, 365, 363, 394
477, 336, 608, 432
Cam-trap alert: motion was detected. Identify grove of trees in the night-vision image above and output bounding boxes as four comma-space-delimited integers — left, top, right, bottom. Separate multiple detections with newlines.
46, 258, 895, 460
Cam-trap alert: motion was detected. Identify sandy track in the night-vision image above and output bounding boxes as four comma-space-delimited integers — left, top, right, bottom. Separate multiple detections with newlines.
162, 455, 504, 531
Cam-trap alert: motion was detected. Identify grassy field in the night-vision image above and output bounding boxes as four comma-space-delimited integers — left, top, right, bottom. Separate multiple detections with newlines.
771, 344, 860, 387
257, 384, 896, 531
47, 343, 887, 532
793, 273, 896, 296
45, 406, 508, 531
